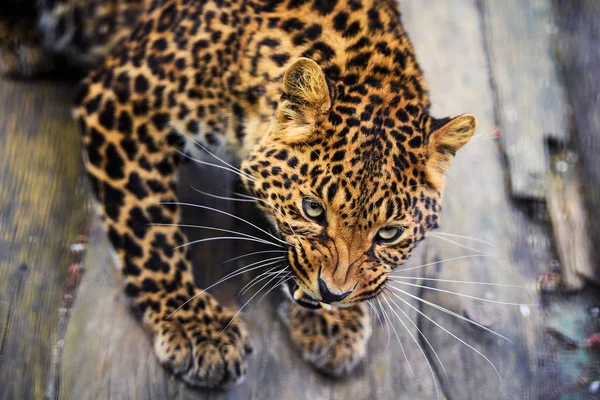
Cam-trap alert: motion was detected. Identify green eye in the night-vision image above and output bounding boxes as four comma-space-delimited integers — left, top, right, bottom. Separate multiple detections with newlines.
376, 226, 402, 242
302, 199, 325, 221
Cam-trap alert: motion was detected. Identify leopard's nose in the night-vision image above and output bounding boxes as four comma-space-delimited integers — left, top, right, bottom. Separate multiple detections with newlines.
318, 278, 352, 303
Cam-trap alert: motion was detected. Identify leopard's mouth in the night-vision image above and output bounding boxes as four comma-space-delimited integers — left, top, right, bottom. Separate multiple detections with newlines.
284, 280, 323, 310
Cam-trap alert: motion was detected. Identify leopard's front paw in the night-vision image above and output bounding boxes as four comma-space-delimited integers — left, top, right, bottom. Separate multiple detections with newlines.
147, 294, 252, 388
279, 302, 372, 377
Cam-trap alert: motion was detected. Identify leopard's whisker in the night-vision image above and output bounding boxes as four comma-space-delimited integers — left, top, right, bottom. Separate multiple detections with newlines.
377, 297, 414, 377
239, 194, 303, 251
386, 287, 505, 389
388, 275, 528, 289
429, 234, 494, 255
181, 190, 296, 262
189, 185, 257, 203
388, 280, 535, 307
179, 133, 257, 182
219, 256, 286, 283
431, 231, 497, 248
235, 192, 301, 241
371, 300, 385, 328
230, 195, 302, 248
394, 254, 497, 274
366, 299, 383, 327
238, 265, 286, 296
386, 285, 513, 344
383, 291, 448, 379
471, 133, 500, 141
232, 192, 261, 201
382, 293, 441, 399
233, 193, 307, 259
165, 258, 284, 319
150, 222, 281, 248
223, 250, 287, 264
371, 298, 392, 377
376, 297, 393, 350
241, 195, 309, 256
175, 236, 282, 249
221, 257, 284, 286
258, 273, 293, 304
365, 300, 374, 320
176, 149, 256, 182
221, 267, 289, 334
161, 202, 288, 246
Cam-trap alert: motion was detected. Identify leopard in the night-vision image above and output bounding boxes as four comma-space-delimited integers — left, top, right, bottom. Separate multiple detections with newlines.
1, 0, 476, 389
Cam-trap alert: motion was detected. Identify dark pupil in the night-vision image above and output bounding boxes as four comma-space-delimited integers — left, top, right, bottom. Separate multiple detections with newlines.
311, 203, 319, 209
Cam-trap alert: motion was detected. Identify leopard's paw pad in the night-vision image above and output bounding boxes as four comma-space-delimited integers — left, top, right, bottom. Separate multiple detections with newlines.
150, 296, 252, 388
280, 302, 371, 377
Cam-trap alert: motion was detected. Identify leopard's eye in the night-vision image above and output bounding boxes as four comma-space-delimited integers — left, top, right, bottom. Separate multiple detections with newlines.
376, 226, 403, 243
302, 199, 325, 221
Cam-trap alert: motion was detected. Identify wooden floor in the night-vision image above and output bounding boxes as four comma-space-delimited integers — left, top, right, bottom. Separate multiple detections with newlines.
1, 1, 599, 399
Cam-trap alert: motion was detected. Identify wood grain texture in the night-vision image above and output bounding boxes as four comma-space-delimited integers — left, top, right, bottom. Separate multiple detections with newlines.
402, 1, 549, 398
0, 79, 88, 399
552, 0, 600, 281
60, 219, 179, 400
546, 147, 592, 289
481, 0, 569, 199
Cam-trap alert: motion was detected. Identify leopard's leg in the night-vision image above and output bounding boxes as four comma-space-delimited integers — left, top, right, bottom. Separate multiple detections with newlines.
75, 77, 251, 389
279, 302, 372, 376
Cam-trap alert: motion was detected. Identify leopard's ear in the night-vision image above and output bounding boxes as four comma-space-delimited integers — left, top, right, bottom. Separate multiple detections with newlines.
273, 58, 331, 143
426, 114, 476, 189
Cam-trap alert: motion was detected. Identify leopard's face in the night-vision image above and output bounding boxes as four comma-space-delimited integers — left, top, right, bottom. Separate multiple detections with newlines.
242, 133, 439, 308
242, 58, 476, 309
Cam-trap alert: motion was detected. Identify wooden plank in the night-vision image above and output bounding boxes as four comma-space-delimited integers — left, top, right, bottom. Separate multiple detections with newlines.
546, 146, 593, 289
481, 0, 569, 199
0, 79, 88, 399
401, 0, 550, 398
552, 0, 600, 281
60, 218, 179, 400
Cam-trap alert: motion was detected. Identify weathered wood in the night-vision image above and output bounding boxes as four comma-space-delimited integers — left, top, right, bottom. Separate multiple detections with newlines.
60, 218, 179, 400
401, 0, 548, 398
546, 147, 592, 289
0, 79, 88, 399
552, 0, 600, 282
481, 0, 569, 199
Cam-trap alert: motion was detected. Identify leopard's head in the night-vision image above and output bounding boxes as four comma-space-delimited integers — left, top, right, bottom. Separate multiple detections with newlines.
241, 58, 475, 309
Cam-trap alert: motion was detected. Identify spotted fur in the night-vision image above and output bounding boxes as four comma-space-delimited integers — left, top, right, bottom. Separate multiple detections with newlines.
2, 0, 475, 387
